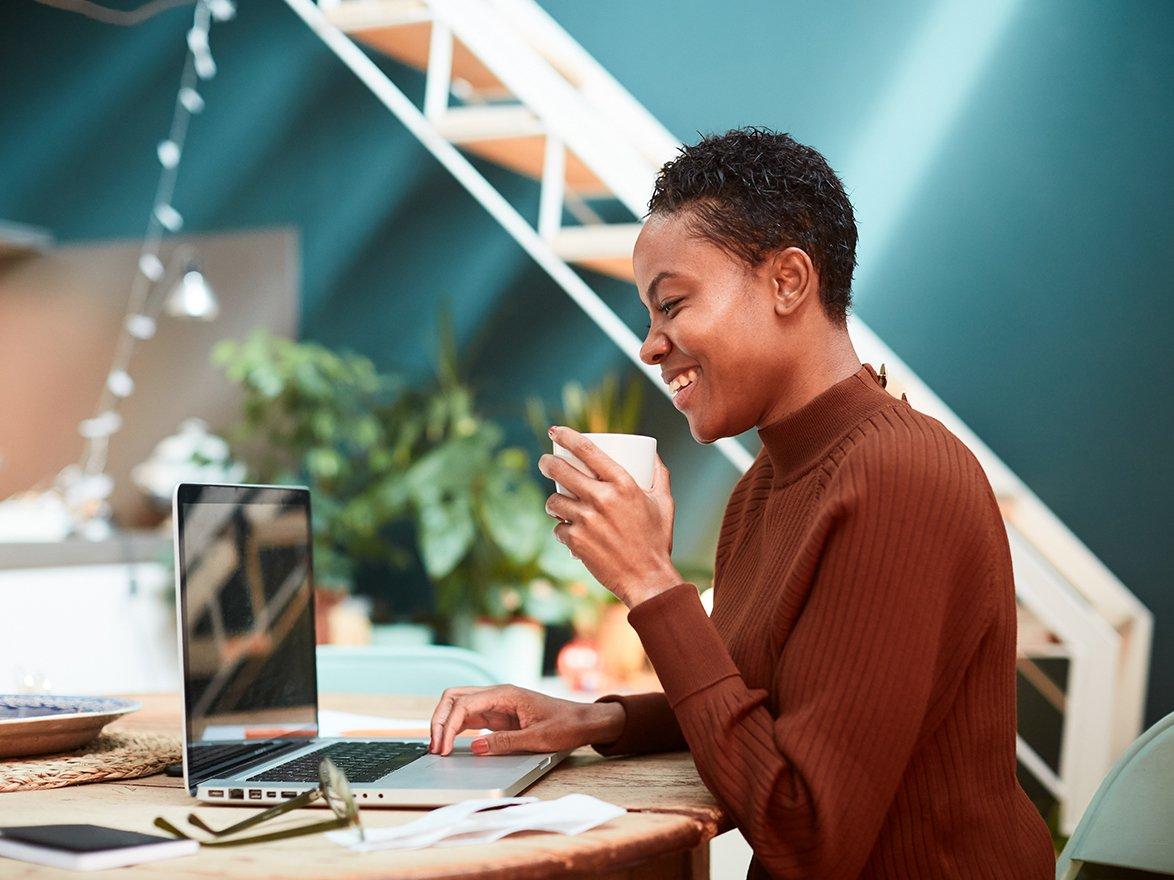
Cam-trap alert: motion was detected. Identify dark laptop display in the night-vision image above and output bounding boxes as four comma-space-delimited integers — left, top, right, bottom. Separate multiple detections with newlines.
173, 482, 559, 807
175, 484, 320, 790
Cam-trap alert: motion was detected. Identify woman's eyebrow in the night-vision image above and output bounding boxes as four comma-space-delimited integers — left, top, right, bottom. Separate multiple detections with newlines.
646, 271, 680, 307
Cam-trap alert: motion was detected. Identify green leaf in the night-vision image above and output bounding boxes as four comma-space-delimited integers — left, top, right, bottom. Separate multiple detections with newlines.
535, 525, 598, 583
522, 580, 574, 624
480, 462, 546, 565
402, 427, 499, 504
306, 448, 342, 480
418, 493, 475, 579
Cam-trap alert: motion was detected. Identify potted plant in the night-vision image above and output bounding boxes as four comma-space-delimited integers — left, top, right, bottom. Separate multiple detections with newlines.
212, 331, 424, 641
380, 318, 602, 684
525, 371, 657, 682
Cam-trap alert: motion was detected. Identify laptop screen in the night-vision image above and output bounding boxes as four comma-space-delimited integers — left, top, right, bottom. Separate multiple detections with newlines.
175, 484, 319, 753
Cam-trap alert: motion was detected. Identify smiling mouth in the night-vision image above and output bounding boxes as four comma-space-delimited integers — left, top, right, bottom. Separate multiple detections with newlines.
669, 368, 698, 396
669, 368, 699, 400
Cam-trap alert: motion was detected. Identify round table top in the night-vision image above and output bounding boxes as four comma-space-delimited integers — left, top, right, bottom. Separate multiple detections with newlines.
0, 693, 730, 879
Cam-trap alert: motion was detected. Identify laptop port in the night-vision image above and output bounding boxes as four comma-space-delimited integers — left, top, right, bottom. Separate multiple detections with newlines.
208, 790, 225, 798
281, 791, 298, 799
248, 790, 262, 800
228, 789, 244, 799
265, 791, 277, 798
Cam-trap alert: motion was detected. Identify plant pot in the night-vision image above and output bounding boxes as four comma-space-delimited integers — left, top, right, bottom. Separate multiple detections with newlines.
314, 586, 347, 645
370, 622, 435, 647
469, 617, 545, 687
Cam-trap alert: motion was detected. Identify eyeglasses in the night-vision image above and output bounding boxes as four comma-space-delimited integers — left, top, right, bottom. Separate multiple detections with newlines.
154, 757, 365, 847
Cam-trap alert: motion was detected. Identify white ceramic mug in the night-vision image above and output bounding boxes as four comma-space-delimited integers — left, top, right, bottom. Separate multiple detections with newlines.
552, 432, 658, 496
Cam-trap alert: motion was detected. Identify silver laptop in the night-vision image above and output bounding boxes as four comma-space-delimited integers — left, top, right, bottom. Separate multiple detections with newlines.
173, 482, 567, 807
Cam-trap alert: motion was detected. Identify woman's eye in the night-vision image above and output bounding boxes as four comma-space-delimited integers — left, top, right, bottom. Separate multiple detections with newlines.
644, 300, 681, 333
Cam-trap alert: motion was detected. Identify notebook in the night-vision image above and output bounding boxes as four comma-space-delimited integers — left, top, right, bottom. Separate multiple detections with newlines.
0, 824, 199, 871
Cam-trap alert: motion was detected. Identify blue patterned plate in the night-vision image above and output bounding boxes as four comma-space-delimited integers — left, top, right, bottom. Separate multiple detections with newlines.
0, 695, 140, 758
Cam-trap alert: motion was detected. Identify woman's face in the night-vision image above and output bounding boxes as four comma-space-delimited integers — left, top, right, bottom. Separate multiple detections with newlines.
633, 211, 790, 443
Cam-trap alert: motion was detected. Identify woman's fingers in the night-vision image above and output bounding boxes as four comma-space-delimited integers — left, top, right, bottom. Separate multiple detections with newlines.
434, 689, 497, 750
538, 453, 596, 500
544, 490, 580, 522
429, 687, 478, 752
438, 700, 470, 756
475, 721, 556, 755
651, 454, 671, 495
434, 688, 521, 756
549, 427, 629, 484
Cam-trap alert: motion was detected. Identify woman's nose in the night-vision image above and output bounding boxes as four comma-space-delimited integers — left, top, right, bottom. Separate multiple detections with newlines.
640, 329, 670, 365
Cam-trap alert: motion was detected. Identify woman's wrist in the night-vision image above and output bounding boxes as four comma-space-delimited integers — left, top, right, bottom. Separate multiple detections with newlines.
584, 701, 626, 746
622, 563, 683, 608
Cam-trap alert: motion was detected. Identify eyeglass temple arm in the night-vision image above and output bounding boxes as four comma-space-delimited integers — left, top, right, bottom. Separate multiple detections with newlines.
186, 788, 321, 836
155, 814, 351, 848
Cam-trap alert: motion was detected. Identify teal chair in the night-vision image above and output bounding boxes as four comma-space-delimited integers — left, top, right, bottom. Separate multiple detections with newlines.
1056, 711, 1174, 879
316, 645, 501, 696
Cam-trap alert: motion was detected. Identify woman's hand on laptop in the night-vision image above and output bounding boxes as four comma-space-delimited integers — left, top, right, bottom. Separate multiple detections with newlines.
428, 685, 625, 757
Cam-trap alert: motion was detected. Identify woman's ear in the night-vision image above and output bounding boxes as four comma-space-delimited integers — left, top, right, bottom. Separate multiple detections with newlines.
769, 247, 817, 317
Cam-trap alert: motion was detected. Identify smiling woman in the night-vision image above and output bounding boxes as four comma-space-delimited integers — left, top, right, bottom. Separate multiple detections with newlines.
430, 128, 1057, 880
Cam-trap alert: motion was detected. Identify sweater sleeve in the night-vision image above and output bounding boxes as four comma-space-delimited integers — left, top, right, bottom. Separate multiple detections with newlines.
590, 691, 687, 756
625, 431, 997, 880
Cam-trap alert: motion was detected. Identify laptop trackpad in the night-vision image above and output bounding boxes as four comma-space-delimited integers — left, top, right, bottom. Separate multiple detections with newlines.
385, 750, 548, 786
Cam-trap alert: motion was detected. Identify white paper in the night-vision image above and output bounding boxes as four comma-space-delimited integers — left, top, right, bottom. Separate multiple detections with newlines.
327, 794, 626, 852
317, 709, 433, 737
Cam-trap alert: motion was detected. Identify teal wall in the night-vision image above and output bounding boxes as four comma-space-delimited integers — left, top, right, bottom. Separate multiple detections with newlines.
2, 1, 1170, 724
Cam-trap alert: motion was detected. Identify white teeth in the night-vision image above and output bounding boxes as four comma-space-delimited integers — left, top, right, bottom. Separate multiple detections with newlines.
669, 369, 698, 394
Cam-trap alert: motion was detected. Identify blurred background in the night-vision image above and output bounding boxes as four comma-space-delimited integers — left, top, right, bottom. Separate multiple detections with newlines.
1, 0, 1171, 862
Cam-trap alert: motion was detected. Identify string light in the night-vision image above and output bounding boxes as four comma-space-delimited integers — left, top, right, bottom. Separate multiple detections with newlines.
66, 0, 234, 537
106, 371, 135, 398
138, 253, 165, 281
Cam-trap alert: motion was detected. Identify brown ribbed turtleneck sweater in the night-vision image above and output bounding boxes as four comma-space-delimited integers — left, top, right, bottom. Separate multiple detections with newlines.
591, 364, 1055, 880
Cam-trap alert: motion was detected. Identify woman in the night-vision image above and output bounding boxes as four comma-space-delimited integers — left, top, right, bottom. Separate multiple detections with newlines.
428, 128, 1056, 879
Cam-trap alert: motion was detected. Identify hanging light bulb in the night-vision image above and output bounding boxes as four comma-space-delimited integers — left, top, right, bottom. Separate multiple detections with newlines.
125, 313, 157, 339
106, 370, 135, 398
206, 0, 236, 22
154, 204, 184, 232
138, 253, 165, 281
157, 139, 181, 169
166, 262, 219, 321
179, 87, 204, 114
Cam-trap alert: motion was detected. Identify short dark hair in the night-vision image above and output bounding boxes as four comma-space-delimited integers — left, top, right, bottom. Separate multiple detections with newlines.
648, 127, 857, 324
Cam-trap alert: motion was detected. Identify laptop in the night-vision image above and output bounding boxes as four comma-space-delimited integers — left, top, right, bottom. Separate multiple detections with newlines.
173, 482, 568, 807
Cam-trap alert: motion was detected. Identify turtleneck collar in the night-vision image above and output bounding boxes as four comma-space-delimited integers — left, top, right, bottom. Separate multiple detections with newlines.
757, 363, 897, 484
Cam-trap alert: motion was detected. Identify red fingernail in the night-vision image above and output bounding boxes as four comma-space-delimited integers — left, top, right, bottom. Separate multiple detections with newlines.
471, 738, 489, 755
547, 426, 556, 437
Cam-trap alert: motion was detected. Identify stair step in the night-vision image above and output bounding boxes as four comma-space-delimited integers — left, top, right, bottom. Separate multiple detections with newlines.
433, 105, 544, 141
325, 0, 508, 96
434, 106, 609, 197
552, 223, 642, 281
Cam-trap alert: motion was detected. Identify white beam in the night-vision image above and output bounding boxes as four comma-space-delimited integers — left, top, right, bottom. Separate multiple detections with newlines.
280, 0, 754, 473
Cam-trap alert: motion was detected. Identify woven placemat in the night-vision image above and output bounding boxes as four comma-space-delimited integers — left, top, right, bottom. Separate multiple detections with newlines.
0, 731, 180, 793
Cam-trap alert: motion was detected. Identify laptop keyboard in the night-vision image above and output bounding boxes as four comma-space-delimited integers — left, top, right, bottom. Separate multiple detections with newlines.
246, 741, 429, 784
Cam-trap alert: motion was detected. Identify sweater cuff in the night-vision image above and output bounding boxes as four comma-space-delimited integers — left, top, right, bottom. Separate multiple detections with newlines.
589, 691, 682, 757
626, 583, 741, 707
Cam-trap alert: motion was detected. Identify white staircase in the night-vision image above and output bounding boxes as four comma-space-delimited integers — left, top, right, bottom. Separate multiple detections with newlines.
282, 0, 1151, 834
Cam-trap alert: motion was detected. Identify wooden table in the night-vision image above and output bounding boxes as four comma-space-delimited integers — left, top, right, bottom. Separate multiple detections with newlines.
0, 695, 731, 879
